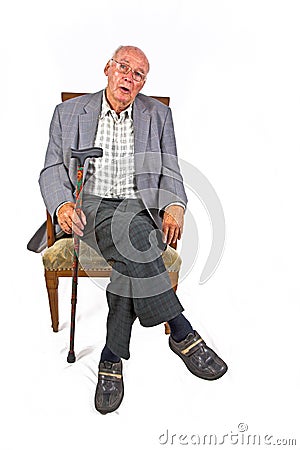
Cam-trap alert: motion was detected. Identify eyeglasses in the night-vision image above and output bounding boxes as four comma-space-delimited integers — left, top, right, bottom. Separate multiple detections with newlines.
110, 59, 146, 82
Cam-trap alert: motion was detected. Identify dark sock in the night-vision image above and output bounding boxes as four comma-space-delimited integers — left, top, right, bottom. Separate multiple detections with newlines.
100, 345, 121, 363
168, 313, 194, 342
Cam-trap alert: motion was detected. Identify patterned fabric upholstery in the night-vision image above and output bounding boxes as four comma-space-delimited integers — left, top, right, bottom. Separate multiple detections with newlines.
43, 238, 182, 272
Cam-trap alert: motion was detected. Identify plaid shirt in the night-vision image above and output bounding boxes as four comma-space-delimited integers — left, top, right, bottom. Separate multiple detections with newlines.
84, 94, 138, 198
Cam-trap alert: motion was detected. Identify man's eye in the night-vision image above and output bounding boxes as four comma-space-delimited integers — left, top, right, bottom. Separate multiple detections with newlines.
134, 71, 143, 79
120, 64, 128, 71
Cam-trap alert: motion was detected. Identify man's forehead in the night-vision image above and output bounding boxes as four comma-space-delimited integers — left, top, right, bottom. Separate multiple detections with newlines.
116, 50, 148, 70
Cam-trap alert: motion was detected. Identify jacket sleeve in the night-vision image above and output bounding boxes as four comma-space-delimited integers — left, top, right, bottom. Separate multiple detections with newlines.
38, 105, 75, 217
158, 108, 188, 209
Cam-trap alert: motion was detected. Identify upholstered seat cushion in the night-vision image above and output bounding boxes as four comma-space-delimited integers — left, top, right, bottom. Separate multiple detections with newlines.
43, 238, 182, 272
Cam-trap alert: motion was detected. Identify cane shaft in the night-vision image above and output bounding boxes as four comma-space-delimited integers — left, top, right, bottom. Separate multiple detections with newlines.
68, 234, 79, 352
67, 147, 102, 363
67, 166, 84, 363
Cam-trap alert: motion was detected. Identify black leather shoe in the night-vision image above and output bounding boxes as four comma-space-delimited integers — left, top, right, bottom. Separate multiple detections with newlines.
94, 360, 124, 414
169, 331, 228, 380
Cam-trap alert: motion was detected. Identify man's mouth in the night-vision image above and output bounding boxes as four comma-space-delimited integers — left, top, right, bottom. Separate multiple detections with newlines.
119, 86, 130, 94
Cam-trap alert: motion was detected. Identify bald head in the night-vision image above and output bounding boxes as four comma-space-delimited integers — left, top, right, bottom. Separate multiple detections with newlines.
113, 45, 150, 74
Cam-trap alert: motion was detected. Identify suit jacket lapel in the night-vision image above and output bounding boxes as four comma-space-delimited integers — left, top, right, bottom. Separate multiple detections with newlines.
78, 90, 103, 149
133, 94, 150, 174
76, 91, 103, 178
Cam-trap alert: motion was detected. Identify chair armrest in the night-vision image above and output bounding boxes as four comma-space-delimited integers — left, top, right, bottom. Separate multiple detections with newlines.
46, 210, 56, 247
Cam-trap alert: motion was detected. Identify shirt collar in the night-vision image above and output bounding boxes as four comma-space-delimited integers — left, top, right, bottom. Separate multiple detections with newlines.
101, 91, 133, 121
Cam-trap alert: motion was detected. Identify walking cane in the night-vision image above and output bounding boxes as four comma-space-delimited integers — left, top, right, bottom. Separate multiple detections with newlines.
67, 147, 103, 363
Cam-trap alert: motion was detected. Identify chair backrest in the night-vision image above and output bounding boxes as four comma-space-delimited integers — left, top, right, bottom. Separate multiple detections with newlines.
61, 92, 170, 106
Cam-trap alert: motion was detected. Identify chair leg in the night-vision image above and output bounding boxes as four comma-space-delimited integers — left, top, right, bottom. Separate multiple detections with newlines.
164, 322, 171, 334
164, 271, 179, 335
168, 271, 178, 292
44, 270, 59, 332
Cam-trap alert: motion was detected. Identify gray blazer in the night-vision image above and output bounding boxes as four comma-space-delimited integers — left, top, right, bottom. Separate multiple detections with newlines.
28, 90, 187, 252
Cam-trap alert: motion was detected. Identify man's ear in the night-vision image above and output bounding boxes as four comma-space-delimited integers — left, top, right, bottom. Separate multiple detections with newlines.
104, 61, 110, 76
139, 79, 146, 92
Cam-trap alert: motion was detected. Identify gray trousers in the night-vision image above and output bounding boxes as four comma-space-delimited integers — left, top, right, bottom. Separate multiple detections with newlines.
81, 194, 184, 359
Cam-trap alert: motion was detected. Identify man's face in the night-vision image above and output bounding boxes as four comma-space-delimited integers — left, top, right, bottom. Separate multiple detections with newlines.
104, 47, 149, 113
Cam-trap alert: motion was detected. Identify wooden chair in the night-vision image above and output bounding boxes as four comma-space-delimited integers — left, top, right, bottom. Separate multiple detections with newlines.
42, 93, 180, 334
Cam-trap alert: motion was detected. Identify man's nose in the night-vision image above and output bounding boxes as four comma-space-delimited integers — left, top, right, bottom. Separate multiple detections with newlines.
124, 70, 133, 82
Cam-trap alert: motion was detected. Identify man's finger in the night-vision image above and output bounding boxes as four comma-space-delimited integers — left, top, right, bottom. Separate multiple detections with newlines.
63, 224, 73, 234
172, 227, 179, 244
72, 222, 84, 236
72, 208, 85, 231
166, 226, 175, 245
162, 225, 168, 243
80, 210, 87, 226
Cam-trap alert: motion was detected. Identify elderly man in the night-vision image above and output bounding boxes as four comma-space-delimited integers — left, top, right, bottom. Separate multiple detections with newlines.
37, 45, 227, 414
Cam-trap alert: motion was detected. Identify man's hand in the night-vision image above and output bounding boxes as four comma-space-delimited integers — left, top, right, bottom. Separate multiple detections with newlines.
162, 204, 184, 245
57, 202, 86, 237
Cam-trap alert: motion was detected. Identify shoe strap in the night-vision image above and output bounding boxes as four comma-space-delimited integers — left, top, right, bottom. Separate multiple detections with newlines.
99, 371, 122, 379
181, 337, 203, 355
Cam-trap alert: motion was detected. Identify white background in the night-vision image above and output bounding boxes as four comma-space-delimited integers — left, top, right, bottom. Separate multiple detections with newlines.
1, 1, 300, 449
